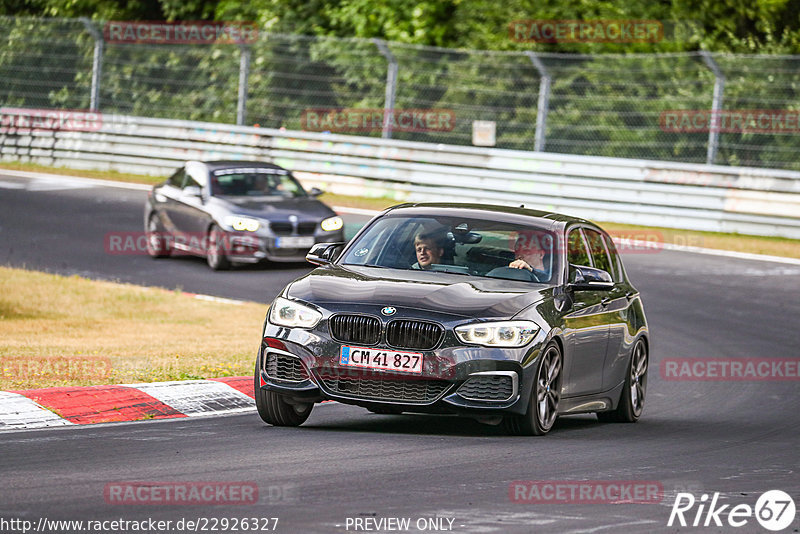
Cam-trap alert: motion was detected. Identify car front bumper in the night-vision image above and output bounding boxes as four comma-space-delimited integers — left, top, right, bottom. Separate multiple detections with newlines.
222, 230, 345, 263
257, 320, 547, 416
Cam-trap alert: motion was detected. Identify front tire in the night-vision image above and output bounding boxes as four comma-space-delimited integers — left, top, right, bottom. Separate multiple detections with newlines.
254, 365, 313, 426
206, 225, 231, 271
146, 214, 171, 258
504, 342, 562, 436
597, 338, 648, 423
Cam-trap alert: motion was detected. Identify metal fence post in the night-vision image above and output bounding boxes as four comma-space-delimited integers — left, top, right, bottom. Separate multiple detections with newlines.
526, 52, 551, 152
237, 45, 251, 126
373, 39, 398, 139
79, 17, 103, 111
700, 51, 725, 165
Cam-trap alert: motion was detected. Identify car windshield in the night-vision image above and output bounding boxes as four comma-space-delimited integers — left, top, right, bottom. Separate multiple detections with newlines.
340, 214, 560, 284
211, 167, 306, 198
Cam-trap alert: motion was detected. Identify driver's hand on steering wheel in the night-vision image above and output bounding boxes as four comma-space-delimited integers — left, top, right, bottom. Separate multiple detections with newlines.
509, 258, 533, 271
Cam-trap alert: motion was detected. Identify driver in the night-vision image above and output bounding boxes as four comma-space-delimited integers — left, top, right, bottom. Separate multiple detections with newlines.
412, 231, 444, 270
509, 230, 550, 280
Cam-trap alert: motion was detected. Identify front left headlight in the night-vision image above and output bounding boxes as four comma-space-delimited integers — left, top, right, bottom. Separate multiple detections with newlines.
268, 297, 322, 329
320, 216, 343, 232
455, 320, 539, 347
223, 215, 260, 232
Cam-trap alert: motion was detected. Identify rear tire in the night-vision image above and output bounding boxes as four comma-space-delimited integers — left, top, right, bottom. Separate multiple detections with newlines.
254, 363, 313, 426
597, 338, 648, 423
206, 225, 231, 271
504, 342, 562, 436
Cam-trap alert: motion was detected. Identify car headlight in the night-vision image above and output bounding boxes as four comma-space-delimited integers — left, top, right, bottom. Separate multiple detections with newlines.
454, 320, 539, 347
223, 216, 260, 232
268, 297, 322, 329
320, 216, 343, 232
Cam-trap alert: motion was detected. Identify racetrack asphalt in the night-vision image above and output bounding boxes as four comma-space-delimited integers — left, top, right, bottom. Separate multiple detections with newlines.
1, 171, 799, 533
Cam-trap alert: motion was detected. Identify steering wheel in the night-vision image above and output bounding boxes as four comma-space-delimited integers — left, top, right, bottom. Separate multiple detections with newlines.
486, 266, 542, 282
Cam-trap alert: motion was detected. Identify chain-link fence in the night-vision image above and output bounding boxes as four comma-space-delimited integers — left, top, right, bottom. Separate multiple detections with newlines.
2, 16, 800, 170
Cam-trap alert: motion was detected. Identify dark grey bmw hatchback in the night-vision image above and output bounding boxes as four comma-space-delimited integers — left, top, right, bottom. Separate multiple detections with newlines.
256, 203, 649, 435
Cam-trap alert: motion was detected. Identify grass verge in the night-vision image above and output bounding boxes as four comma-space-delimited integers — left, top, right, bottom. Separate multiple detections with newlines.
0, 266, 266, 390
1, 161, 798, 259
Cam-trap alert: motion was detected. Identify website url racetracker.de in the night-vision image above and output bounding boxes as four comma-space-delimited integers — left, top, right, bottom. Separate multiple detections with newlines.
0, 516, 280, 533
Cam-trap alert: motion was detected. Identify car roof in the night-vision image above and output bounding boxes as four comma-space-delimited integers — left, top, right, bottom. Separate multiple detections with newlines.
195, 160, 289, 173
382, 202, 597, 232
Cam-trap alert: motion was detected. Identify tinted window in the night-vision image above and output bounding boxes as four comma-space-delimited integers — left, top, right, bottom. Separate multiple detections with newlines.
183, 173, 202, 190
601, 233, 623, 282
168, 169, 186, 188
340, 214, 560, 284
584, 229, 612, 274
211, 167, 305, 197
567, 229, 591, 267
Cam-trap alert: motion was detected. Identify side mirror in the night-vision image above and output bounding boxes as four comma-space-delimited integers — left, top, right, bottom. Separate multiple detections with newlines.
306, 242, 345, 266
308, 187, 324, 198
567, 264, 614, 291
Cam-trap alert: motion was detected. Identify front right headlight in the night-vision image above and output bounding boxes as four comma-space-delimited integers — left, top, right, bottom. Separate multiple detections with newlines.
268, 297, 322, 329
455, 320, 539, 347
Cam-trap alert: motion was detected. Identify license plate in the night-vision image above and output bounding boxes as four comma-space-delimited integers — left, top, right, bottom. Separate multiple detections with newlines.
275, 236, 315, 249
340, 346, 423, 374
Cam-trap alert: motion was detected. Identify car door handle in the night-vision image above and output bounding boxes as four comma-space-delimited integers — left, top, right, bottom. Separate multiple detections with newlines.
625, 291, 637, 301
600, 297, 611, 308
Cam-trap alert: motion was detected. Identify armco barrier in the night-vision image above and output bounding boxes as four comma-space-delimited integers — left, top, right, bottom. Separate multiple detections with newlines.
1, 112, 799, 238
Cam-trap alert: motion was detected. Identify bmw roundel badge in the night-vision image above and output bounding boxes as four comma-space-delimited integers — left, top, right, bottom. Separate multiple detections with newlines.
381, 306, 396, 316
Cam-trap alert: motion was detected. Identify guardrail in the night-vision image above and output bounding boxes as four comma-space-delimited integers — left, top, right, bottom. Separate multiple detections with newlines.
2, 112, 799, 239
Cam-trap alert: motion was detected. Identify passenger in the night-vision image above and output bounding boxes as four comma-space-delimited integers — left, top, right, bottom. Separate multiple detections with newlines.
509, 230, 551, 280
412, 231, 445, 270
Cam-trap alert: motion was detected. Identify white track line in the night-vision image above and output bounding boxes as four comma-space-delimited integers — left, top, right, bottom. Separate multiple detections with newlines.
0, 169, 151, 191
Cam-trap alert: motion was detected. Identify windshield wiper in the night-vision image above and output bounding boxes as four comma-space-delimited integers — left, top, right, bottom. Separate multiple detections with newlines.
434, 268, 472, 276
343, 263, 388, 269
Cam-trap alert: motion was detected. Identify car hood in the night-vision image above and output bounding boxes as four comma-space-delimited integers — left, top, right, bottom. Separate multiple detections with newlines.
286, 265, 550, 319
212, 196, 336, 220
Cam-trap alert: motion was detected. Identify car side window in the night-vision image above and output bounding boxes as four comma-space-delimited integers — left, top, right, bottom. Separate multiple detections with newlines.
584, 229, 612, 275
168, 169, 186, 188
601, 233, 623, 282
183, 174, 201, 190
567, 229, 591, 267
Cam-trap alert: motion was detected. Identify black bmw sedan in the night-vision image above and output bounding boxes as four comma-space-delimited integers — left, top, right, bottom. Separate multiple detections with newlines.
255, 203, 649, 435
144, 160, 345, 270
